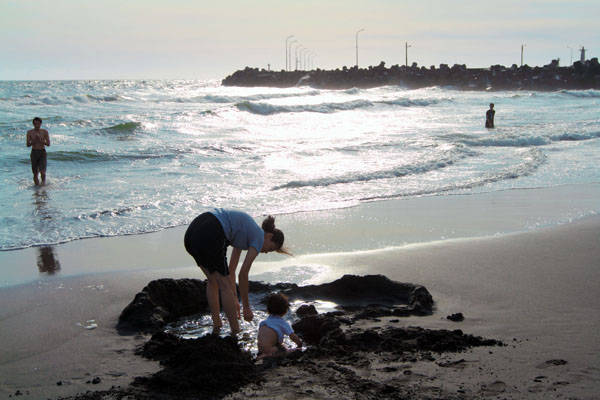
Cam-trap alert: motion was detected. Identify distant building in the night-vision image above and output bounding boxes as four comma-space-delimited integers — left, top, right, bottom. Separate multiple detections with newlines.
580, 46, 586, 63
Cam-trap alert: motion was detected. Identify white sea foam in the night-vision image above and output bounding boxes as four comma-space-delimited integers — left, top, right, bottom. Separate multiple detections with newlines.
0, 80, 598, 251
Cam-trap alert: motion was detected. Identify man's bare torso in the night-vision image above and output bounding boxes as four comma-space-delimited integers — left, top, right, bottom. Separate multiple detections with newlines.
27, 128, 50, 150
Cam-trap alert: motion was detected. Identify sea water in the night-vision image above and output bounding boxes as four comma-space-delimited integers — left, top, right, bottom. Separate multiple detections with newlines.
164, 298, 339, 353
1, 80, 599, 252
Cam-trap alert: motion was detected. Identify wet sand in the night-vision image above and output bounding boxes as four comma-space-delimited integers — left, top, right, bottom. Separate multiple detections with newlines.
0, 187, 599, 399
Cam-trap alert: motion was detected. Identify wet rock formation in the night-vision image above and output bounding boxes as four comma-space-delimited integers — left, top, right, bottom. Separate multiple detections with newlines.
284, 274, 434, 316
222, 58, 600, 90
117, 278, 208, 333
61, 275, 504, 400
135, 332, 257, 399
117, 274, 433, 334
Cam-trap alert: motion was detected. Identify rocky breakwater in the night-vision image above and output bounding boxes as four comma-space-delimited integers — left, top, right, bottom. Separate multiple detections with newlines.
222, 58, 600, 90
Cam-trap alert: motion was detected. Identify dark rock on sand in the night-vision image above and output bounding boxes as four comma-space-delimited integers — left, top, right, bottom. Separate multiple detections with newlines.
285, 274, 434, 314
447, 312, 465, 322
135, 331, 257, 399
292, 314, 342, 345
117, 278, 208, 333
296, 303, 318, 318
301, 325, 504, 359
118, 274, 433, 334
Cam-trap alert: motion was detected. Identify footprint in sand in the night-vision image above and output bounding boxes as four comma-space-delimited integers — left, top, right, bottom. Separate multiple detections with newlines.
480, 380, 507, 395
536, 359, 568, 369
527, 383, 546, 393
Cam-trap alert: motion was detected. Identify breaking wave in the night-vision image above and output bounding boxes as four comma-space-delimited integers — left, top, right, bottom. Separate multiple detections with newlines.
273, 147, 477, 190
360, 148, 547, 201
235, 99, 374, 115
235, 96, 441, 116
559, 89, 600, 98
171, 91, 322, 104
457, 130, 600, 147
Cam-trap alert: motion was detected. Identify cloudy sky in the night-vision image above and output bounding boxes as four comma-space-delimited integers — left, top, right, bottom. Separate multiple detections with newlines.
1, 0, 598, 80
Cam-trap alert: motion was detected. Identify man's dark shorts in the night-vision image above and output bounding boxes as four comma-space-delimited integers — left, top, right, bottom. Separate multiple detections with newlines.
30, 149, 47, 173
184, 212, 230, 276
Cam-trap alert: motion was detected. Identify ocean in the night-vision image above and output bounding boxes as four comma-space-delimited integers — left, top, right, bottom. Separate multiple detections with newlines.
1, 80, 599, 252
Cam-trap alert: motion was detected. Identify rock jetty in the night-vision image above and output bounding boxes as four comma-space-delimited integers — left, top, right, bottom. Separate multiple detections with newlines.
222, 58, 600, 90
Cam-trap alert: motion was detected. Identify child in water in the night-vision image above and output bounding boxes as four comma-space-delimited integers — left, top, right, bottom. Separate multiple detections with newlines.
257, 293, 303, 358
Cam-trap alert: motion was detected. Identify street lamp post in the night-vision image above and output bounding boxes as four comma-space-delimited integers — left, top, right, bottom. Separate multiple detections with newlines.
356, 28, 365, 68
286, 35, 294, 71
521, 44, 526, 67
567, 45, 573, 66
405, 42, 412, 67
294, 44, 303, 70
289, 39, 297, 71
302, 48, 309, 71
299, 48, 306, 70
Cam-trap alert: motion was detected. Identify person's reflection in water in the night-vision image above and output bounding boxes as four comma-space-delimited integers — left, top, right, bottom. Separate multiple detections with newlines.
37, 246, 61, 274
32, 188, 61, 275
33, 188, 52, 220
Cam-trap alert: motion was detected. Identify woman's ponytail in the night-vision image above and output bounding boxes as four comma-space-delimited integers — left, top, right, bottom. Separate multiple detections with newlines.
262, 215, 291, 255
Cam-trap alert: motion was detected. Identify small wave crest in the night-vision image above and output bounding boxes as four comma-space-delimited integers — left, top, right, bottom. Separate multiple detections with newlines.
73, 94, 123, 103
47, 149, 173, 164
273, 147, 476, 190
98, 121, 142, 135
49, 150, 117, 163
378, 98, 442, 107
559, 89, 600, 98
360, 148, 546, 201
458, 130, 600, 147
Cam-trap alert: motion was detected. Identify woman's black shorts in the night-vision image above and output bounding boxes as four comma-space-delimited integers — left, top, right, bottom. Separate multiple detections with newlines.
184, 212, 230, 276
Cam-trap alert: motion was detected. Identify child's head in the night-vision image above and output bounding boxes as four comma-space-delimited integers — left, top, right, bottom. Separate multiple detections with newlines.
266, 293, 290, 316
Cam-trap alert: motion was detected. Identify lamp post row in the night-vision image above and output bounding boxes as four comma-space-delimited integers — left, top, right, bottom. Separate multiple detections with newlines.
286, 35, 564, 70
285, 36, 317, 71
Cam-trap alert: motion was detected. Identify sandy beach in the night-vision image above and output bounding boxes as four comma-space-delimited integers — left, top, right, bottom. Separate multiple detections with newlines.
1, 185, 599, 399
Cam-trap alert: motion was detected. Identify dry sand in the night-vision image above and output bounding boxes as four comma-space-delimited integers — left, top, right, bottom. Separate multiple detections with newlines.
0, 192, 599, 399
228, 215, 600, 399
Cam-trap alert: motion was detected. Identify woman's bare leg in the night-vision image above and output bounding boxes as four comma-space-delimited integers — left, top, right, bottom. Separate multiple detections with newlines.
200, 267, 223, 333
214, 273, 240, 334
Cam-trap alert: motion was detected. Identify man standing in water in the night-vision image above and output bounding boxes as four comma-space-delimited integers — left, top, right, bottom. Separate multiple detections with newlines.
26, 117, 51, 186
485, 103, 495, 128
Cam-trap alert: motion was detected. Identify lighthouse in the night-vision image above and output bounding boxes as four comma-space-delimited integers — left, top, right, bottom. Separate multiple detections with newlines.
580, 46, 586, 63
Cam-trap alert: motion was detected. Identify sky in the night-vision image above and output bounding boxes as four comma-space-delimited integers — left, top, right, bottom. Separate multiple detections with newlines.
1, 0, 598, 80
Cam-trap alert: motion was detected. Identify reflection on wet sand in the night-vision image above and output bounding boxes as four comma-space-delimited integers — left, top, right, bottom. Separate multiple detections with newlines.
32, 188, 61, 275
37, 246, 61, 274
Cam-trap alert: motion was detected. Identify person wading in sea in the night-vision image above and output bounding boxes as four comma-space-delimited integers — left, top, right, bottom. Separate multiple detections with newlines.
26, 117, 51, 186
184, 208, 290, 335
485, 103, 495, 128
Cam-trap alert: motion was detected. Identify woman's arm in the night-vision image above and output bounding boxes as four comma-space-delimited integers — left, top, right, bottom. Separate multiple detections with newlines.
229, 247, 242, 290
238, 246, 258, 321
229, 247, 242, 317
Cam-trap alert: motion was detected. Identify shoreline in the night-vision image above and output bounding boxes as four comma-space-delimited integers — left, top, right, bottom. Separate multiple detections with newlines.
0, 183, 599, 398
0, 214, 598, 398
1, 183, 599, 288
